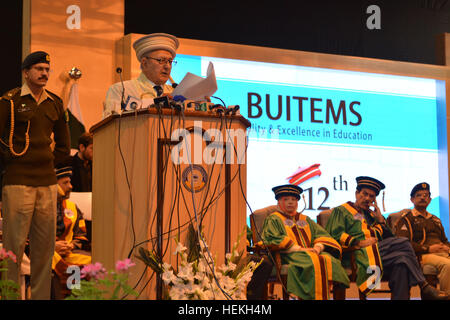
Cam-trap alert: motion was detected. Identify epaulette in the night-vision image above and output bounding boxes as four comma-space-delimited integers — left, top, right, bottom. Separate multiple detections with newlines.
431, 215, 441, 223
1, 87, 21, 100
45, 89, 63, 103
400, 209, 412, 217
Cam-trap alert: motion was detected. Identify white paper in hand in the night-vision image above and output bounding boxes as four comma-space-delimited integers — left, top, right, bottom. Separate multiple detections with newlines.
172, 62, 218, 101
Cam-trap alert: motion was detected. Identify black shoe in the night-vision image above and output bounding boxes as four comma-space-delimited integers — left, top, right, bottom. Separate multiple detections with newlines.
421, 283, 449, 300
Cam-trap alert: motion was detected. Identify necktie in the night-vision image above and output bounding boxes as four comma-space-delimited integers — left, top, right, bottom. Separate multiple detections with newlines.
154, 85, 163, 97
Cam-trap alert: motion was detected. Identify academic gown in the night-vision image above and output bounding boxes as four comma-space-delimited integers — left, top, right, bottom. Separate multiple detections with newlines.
261, 211, 350, 300
326, 202, 425, 299
52, 198, 91, 295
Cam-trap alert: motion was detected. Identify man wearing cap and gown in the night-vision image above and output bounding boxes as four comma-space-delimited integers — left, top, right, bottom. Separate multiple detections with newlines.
325, 176, 448, 300
103, 33, 179, 118
395, 182, 450, 295
52, 165, 91, 298
260, 184, 350, 300
0, 51, 70, 299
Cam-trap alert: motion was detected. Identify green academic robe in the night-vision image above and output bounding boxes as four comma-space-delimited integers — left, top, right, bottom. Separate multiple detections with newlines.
261, 211, 350, 300
325, 202, 392, 296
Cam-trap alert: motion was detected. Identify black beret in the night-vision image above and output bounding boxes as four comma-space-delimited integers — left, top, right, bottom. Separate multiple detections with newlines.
272, 184, 303, 200
410, 182, 430, 197
356, 176, 385, 196
22, 51, 50, 70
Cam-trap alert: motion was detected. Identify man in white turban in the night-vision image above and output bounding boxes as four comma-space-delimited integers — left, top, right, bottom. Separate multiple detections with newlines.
103, 33, 179, 118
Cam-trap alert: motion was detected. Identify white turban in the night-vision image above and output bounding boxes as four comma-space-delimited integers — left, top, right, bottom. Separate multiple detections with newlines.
133, 33, 179, 61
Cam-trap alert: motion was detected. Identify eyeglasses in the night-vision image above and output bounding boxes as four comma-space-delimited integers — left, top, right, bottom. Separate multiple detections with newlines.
145, 56, 177, 66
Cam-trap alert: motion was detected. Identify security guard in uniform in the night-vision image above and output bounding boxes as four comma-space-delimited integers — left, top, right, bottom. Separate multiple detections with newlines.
0, 51, 70, 299
395, 182, 450, 294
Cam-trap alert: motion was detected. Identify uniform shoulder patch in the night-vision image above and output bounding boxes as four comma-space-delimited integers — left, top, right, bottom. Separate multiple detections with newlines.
46, 90, 63, 103
401, 209, 412, 217
431, 215, 441, 223
1, 87, 20, 100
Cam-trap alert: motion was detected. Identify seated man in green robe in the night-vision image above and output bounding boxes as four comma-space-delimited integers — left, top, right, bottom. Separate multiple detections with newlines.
325, 176, 448, 300
260, 184, 350, 300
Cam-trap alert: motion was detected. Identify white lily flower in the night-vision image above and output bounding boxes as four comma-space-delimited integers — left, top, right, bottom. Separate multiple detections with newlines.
161, 269, 176, 285
174, 242, 187, 255
162, 262, 172, 272
163, 229, 257, 300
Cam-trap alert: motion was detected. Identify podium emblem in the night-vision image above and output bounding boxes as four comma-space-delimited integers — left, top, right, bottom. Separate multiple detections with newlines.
182, 165, 208, 193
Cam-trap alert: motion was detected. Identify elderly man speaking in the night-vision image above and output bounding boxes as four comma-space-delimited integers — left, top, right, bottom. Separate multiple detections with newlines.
103, 33, 179, 117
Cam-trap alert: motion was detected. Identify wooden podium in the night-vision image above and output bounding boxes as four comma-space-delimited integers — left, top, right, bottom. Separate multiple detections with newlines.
90, 108, 250, 299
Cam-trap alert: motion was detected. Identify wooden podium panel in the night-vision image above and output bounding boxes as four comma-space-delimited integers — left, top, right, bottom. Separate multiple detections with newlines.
90, 109, 250, 299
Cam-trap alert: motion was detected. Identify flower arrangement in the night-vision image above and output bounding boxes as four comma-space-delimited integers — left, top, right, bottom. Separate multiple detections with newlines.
0, 248, 20, 300
66, 258, 138, 300
137, 224, 261, 300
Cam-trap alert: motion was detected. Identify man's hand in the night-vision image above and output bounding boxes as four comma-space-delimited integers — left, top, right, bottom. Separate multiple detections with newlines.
429, 243, 450, 254
55, 240, 74, 257
370, 200, 385, 223
312, 244, 324, 255
355, 237, 377, 249
285, 245, 302, 253
285, 244, 323, 255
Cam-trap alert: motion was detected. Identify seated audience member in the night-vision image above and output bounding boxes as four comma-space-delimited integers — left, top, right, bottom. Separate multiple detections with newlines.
325, 176, 448, 300
395, 182, 450, 294
52, 165, 91, 297
71, 132, 93, 192
260, 184, 350, 300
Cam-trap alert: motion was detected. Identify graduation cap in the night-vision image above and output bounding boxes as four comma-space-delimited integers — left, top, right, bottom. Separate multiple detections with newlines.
356, 176, 385, 196
55, 166, 72, 180
272, 184, 303, 200
410, 182, 430, 197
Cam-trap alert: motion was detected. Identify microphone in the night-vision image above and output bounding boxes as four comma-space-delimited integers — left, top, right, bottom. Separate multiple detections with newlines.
116, 67, 126, 110
209, 104, 225, 114
173, 95, 186, 102
225, 105, 240, 115
153, 96, 170, 108
170, 100, 183, 112
169, 76, 178, 88
183, 100, 195, 111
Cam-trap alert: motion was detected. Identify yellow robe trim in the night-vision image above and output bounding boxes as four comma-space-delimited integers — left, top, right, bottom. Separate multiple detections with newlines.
52, 251, 91, 269
272, 212, 311, 248
342, 202, 372, 239
339, 232, 354, 248
52, 200, 91, 269
63, 200, 77, 242
304, 250, 331, 300
341, 203, 383, 295
272, 212, 337, 299
314, 236, 342, 256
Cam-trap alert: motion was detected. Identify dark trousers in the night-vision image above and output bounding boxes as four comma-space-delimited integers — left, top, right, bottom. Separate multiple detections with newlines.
379, 237, 425, 300
246, 255, 273, 300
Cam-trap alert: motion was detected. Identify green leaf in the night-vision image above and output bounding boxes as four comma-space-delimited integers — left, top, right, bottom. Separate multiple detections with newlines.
135, 247, 163, 274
